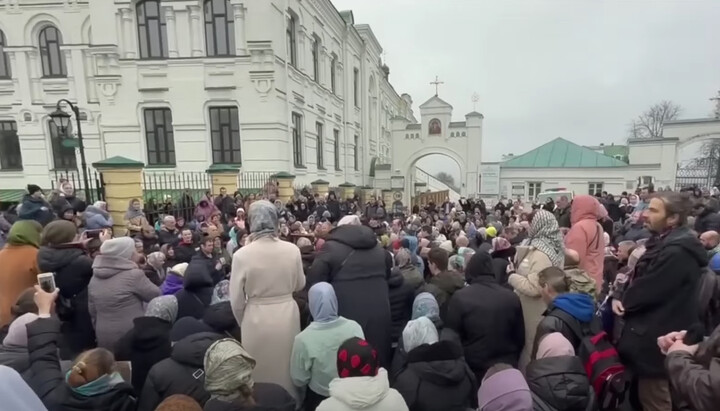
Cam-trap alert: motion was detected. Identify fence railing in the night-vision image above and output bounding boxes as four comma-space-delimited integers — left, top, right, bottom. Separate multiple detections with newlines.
142, 171, 211, 227
50, 168, 105, 204
238, 171, 276, 194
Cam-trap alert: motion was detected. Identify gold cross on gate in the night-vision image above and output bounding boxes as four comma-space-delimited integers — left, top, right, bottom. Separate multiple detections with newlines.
430, 75, 444, 96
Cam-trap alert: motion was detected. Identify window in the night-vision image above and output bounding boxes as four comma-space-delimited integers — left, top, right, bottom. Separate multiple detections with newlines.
588, 182, 603, 195
330, 55, 337, 94
333, 129, 341, 170
209, 107, 241, 164
39, 26, 66, 77
204, 0, 235, 56
143, 108, 175, 166
137, 0, 168, 59
0, 31, 11, 79
0, 121, 21, 170
292, 112, 303, 167
527, 182, 542, 200
286, 13, 297, 67
48, 120, 76, 169
316, 122, 324, 170
353, 68, 359, 107
312, 36, 320, 82
353, 135, 359, 171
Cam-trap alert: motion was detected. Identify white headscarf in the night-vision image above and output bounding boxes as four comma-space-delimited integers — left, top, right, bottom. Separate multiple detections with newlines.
338, 215, 361, 226
402, 316, 439, 352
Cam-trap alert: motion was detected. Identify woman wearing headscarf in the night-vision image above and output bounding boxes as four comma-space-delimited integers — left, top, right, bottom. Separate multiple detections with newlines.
564, 195, 604, 290
89, 237, 161, 349
508, 209, 564, 370
83, 201, 114, 230
161, 263, 188, 295
36, 220, 96, 359
290, 283, 364, 410
0, 220, 42, 326
125, 198, 150, 238
195, 196, 219, 224
114, 295, 178, 393
477, 364, 533, 411
525, 333, 595, 411
0, 312, 38, 374
230, 200, 305, 400
393, 317, 476, 411
316, 337, 408, 411
144, 252, 167, 286
390, 292, 444, 380
203, 339, 296, 411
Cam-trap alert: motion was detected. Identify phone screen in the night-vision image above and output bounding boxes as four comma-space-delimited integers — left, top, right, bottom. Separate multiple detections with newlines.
37, 273, 56, 293
86, 229, 103, 239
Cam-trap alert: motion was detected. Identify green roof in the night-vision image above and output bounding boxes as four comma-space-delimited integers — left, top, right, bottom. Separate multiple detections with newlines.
502, 138, 628, 168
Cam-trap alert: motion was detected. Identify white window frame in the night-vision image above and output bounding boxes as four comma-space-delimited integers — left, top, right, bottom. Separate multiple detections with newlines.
588, 182, 604, 195
527, 182, 542, 200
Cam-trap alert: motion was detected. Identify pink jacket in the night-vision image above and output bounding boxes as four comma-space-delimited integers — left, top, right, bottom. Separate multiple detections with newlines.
565, 195, 604, 289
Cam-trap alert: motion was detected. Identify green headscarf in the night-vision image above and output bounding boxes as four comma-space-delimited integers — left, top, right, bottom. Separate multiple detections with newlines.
7, 221, 42, 248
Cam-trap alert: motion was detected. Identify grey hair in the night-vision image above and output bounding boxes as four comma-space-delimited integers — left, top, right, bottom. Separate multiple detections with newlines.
163, 215, 176, 223
248, 200, 279, 241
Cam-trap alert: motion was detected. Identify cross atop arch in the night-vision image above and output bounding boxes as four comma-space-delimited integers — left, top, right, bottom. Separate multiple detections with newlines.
430, 75, 444, 96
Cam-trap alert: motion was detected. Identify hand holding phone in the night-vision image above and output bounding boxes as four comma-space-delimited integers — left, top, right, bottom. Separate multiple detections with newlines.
37, 272, 56, 293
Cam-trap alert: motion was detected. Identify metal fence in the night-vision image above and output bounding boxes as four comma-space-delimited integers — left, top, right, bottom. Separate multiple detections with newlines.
675, 165, 716, 191
238, 171, 276, 195
50, 168, 105, 204
142, 171, 211, 226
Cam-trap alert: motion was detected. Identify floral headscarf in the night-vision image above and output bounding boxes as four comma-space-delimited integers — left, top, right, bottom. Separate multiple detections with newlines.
528, 210, 565, 267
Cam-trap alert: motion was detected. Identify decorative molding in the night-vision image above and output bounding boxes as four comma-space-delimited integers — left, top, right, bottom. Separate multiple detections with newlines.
95, 77, 122, 105
250, 71, 274, 102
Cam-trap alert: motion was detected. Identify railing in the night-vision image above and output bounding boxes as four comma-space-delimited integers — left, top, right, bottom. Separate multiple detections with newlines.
142, 171, 211, 227
238, 171, 276, 195
50, 168, 105, 204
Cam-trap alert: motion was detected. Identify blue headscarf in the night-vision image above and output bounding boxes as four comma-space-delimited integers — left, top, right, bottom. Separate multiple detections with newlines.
309, 282, 338, 323
412, 292, 440, 323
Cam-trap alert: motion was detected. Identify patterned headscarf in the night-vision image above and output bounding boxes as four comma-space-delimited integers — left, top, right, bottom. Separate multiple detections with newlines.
204, 338, 256, 402
145, 295, 178, 323
337, 337, 379, 378
412, 292, 440, 323
248, 200, 278, 240
211, 280, 230, 305
528, 210, 565, 267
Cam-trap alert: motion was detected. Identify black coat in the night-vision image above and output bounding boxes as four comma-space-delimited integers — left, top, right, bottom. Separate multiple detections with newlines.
176, 256, 216, 320
174, 242, 197, 264
308, 225, 393, 367
445, 252, 525, 381
0, 344, 30, 375
526, 356, 595, 411
37, 246, 96, 360
393, 340, 476, 411
618, 226, 707, 377
113, 316, 172, 393
327, 199, 341, 221
203, 383, 296, 411
490, 247, 515, 287
26, 318, 137, 411
203, 301, 241, 340
189, 251, 225, 285
158, 228, 180, 246
695, 208, 720, 234
137, 332, 223, 411
388, 268, 415, 344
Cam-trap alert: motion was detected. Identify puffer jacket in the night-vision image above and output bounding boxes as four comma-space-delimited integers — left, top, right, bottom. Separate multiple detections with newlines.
89, 255, 161, 349
137, 332, 223, 411
316, 368, 408, 411
393, 340, 476, 411
526, 355, 595, 411
666, 324, 720, 411
83, 205, 114, 230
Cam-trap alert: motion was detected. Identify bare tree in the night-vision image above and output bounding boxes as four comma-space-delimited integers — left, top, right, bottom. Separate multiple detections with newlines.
628, 100, 682, 139
435, 172, 460, 192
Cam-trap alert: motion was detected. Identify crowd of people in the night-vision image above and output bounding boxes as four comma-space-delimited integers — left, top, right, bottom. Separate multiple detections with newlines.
0, 180, 719, 411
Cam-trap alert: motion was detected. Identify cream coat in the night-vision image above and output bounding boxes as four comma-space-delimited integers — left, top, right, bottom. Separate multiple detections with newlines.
507, 246, 552, 371
229, 236, 305, 400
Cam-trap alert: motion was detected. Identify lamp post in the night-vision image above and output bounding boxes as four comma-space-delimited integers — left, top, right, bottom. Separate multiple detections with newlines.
49, 99, 91, 203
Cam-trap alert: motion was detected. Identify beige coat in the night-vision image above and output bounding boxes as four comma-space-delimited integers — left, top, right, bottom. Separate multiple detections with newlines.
230, 236, 305, 400
508, 246, 552, 372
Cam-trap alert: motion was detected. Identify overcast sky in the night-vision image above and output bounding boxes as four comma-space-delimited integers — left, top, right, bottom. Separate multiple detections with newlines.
332, 0, 720, 181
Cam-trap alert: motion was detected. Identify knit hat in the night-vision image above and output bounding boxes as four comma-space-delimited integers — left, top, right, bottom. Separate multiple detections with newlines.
3, 313, 39, 347
26, 184, 42, 195
337, 337, 379, 378
41, 220, 77, 246
155, 394, 202, 411
204, 339, 256, 402
536, 332, 575, 359
486, 226, 498, 238
170, 263, 189, 277
100, 237, 136, 260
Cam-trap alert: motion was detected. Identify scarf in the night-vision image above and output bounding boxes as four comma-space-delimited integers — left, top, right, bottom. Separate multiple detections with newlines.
66, 371, 125, 397
161, 274, 184, 295
145, 295, 178, 323
308, 282, 339, 323
337, 337, 379, 378
528, 210, 565, 267
204, 339, 256, 402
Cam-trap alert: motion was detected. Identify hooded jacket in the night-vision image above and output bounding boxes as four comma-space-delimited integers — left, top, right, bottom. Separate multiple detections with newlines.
619, 226, 707, 377
308, 225, 393, 367
138, 332, 223, 411
533, 293, 597, 359
18, 195, 54, 226
564, 195, 604, 289
388, 268, 415, 344
393, 340, 476, 411
114, 316, 172, 393
526, 355, 595, 411
445, 252, 525, 381
37, 246, 96, 359
317, 368, 408, 411
89, 255, 161, 349
176, 259, 215, 320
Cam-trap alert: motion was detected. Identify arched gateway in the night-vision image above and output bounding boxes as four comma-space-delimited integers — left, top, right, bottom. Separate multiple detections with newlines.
388, 95, 484, 205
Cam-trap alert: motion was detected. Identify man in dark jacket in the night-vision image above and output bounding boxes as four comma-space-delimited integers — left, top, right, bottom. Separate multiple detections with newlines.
694, 197, 720, 234
616, 191, 707, 411
554, 195, 572, 229
445, 252, 525, 382
326, 191, 341, 222
421, 248, 465, 321
188, 237, 224, 284
213, 187, 236, 223
157, 216, 180, 246
307, 223, 393, 367
18, 185, 54, 226
173, 229, 196, 264
388, 267, 415, 345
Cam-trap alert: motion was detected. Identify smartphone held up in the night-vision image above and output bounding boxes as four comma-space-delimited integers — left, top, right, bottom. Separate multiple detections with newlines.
37, 272, 56, 293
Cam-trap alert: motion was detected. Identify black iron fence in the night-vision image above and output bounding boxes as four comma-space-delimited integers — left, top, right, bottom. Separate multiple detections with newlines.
675, 165, 716, 191
50, 168, 105, 204
239, 171, 276, 195
142, 171, 211, 227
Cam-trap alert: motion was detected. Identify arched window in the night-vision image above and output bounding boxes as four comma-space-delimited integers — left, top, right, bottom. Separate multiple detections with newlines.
136, 0, 168, 59
39, 26, 66, 77
204, 0, 235, 56
0, 30, 10, 79
428, 119, 441, 135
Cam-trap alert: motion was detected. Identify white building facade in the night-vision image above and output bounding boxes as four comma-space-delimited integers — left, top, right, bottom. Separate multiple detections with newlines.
0, 0, 412, 193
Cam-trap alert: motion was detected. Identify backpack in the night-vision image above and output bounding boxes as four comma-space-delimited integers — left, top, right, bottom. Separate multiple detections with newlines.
550, 309, 629, 411
564, 267, 597, 299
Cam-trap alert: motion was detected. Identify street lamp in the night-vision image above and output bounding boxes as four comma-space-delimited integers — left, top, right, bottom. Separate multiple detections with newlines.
49, 99, 91, 203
